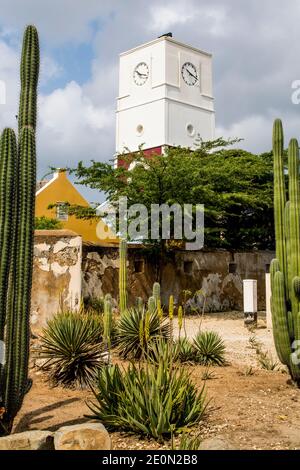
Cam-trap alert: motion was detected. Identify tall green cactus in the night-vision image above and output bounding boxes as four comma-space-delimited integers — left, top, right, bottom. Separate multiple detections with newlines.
119, 239, 127, 314
271, 118, 300, 383
153, 282, 161, 307
147, 296, 156, 314
0, 25, 39, 435
103, 299, 113, 350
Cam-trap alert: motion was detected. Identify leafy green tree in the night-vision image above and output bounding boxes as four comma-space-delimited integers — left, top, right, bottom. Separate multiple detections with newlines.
35, 216, 62, 230
70, 138, 274, 252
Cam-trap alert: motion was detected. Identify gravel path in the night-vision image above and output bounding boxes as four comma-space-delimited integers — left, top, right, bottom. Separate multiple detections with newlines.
174, 312, 279, 367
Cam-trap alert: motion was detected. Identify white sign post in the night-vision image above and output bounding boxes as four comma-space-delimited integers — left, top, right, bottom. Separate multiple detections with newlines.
243, 279, 257, 327
265, 273, 272, 329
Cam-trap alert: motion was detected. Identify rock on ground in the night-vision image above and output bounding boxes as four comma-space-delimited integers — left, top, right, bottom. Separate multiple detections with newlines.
54, 422, 111, 450
0, 430, 54, 450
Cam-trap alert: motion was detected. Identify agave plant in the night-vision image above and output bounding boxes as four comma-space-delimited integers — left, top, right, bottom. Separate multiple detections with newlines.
88, 349, 207, 440
193, 330, 226, 366
38, 311, 105, 388
116, 307, 170, 359
173, 337, 196, 364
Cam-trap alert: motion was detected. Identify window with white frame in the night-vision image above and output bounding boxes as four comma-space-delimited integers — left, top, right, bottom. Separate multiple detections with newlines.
56, 202, 68, 221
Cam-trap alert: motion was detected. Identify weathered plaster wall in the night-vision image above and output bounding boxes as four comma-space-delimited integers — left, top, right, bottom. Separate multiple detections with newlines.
82, 244, 274, 312
31, 230, 82, 330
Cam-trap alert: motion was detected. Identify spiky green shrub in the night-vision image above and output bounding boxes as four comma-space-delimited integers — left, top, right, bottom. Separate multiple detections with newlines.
88, 352, 207, 440
83, 296, 105, 314
174, 337, 196, 363
116, 307, 170, 359
175, 432, 202, 450
38, 312, 104, 388
193, 331, 226, 366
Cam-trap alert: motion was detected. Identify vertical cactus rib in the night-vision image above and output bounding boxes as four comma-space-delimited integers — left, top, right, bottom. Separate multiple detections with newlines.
288, 139, 300, 340
119, 239, 127, 314
271, 271, 291, 365
0, 129, 17, 339
19, 25, 39, 133
273, 119, 287, 277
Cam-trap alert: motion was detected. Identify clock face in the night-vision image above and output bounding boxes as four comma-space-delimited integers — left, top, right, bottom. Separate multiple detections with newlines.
181, 62, 198, 86
133, 62, 149, 86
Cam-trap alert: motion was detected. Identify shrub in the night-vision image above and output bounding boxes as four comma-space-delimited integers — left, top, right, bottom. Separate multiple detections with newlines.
116, 307, 170, 359
83, 296, 105, 314
38, 311, 105, 388
88, 352, 207, 440
193, 330, 226, 366
173, 337, 196, 363
35, 216, 62, 230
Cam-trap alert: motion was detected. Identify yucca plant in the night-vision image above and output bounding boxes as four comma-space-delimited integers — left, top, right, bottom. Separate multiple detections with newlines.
116, 307, 170, 359
173, 337, 196, 364
193, 330, 226, 366
38, 311, 105, 388
88, 351, 207, 441
174, 432, 202, 450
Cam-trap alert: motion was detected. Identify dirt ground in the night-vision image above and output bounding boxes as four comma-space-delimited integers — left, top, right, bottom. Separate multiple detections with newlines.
14, 312, 300, 450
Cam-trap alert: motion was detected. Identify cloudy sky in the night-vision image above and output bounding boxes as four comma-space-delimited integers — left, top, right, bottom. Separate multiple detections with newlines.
0, 0, 300, 201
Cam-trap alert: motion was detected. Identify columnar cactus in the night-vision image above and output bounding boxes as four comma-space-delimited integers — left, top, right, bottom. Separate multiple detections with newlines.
119, 239, 127, 314
136, 296, 143, 313
103, 298, 113, 350
271, 118, 300, 383
147, 296, 156, 314
0, 25, 39, 435
153, 282, 160, 307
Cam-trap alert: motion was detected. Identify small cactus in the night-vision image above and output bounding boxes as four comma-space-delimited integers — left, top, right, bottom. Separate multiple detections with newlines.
136, 297, 143, 313
103, 299, 113, 349
119, 239, 127, 314
153, 282, 160, 307
148, 296, 156, 314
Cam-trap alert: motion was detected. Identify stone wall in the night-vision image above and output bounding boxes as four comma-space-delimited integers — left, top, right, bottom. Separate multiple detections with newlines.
82, 244, 274, 312
31, 230, 82, 330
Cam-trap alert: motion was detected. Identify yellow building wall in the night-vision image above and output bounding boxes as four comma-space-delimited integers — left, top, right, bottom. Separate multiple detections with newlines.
35, 171, 119, 244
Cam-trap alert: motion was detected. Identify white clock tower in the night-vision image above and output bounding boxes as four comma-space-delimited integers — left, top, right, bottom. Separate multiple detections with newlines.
116, 34, 215, 161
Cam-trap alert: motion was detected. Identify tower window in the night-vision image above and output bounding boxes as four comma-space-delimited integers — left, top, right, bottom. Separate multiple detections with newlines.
136, 124, 144, 136
186, 123, 195, 137
56, 202, 68, 221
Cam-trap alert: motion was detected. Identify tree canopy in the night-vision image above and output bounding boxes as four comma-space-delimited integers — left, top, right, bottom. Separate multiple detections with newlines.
70, 138, 274, 251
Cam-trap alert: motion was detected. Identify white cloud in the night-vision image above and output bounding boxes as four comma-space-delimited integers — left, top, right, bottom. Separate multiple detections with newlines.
150, 4, 193, 31
216, 112, 300, 154
40, 56, 63, 85
38, 81, 114, 171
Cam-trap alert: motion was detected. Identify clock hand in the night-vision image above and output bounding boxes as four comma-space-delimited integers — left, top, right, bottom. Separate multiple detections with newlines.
136, 71, 147, 78
186, 69, 197, 81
